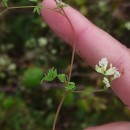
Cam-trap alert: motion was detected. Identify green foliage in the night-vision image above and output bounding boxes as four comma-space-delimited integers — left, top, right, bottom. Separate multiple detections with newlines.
2, 97, 15, 110
22, 67, 43, 87
42, 68, 76, 91
1, 0, 8, 7
57, 73, 67, 82
42, 67, 57, 81
29, 0, 43, 15
0, 0, 130, 129
33, 3, 43, 15
66, 82, 76, 91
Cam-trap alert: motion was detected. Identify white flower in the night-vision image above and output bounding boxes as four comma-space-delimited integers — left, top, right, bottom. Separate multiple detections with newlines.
112, 70, 121, 80
95, 65, 104, 74
103, 77, 110, 88
95, 57, 121, 88
99, 57, 108, 71
95, 57, 108, 74
105, 64, 117, 76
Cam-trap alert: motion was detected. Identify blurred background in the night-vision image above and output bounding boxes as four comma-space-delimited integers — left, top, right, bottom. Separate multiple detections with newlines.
0, 0, 130, 130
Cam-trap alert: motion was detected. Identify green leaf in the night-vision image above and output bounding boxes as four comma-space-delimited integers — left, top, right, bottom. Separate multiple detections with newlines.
42, 67, 57, 82
33, 3, 43, 15
33, 7, 39, 14
57, 74, 68, 82
2, 0, 8, 7
65, 82, 76, 91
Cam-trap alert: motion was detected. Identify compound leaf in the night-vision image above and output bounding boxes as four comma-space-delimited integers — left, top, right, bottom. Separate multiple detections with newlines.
65, 82, 76, 91
57, 74, 68, 82
42, 67, 57, 82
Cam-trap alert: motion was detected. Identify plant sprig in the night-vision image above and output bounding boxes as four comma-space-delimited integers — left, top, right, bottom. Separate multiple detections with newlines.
41, 67, 77, 91
0, 0, 44, 16
0, 1, 113, 130
29, 0, 43, 14
0, 1, 76, 130
42, 67, 57, 82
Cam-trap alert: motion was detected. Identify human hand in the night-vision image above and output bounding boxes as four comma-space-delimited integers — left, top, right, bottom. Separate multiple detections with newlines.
41, 0, 130, 129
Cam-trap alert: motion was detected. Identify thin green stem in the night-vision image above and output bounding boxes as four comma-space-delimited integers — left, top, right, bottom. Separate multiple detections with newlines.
72, 89, 106, 93
0, 6, 36, 16
0, 5, 60, 16
8, 6, 36, 9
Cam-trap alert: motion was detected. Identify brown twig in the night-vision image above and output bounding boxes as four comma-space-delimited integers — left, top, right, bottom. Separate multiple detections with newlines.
52, 1, 76, 130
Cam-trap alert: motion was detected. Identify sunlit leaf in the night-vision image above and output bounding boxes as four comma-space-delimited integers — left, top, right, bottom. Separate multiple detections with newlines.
57, 74, 68, 82
65, 82, 76, 91
42, 67, 57, 82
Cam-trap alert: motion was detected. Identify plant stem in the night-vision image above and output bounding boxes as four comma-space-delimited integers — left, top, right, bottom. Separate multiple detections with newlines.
52, 1, 76, 130
72, 89, 106, 93
61, 8, 76, 81
52, 91, 67, 130
0, 6, 36, 16
8, 6, 36, 9
0, 5, 60, 16
0, 8, 8, 16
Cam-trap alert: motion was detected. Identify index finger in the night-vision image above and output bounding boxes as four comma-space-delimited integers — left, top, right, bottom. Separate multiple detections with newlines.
41, 0, 130, 107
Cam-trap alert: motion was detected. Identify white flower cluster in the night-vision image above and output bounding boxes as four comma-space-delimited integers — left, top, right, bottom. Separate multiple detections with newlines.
95, 58, 121, 88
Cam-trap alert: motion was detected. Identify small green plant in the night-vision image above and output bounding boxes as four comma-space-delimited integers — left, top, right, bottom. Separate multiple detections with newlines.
0, 0, 67, 16
0, 0, 122, 130
0, 0, 43, 16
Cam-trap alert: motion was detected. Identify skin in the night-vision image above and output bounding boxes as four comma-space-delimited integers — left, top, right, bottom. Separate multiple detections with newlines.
41, 0, 130, 129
